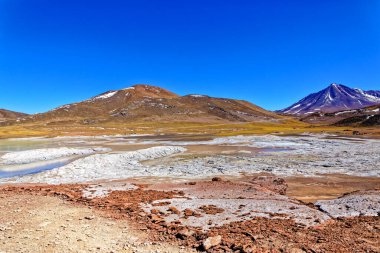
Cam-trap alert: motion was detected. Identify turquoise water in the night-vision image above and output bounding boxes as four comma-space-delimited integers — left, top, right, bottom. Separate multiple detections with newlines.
0, 160, 71, 178
0, 137, 111, 179
0, 139, 66, 178
0, 139, 60, 152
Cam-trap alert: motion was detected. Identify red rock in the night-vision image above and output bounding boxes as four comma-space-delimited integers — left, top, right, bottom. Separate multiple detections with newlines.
176, 228, 195, 239
202, 235, 222, 250
183, 208, 201, 217
167, 206, 180, 215
198, 205, 224, 215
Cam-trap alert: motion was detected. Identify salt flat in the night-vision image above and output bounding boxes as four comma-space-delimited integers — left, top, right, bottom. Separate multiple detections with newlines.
0, 134, 379, 184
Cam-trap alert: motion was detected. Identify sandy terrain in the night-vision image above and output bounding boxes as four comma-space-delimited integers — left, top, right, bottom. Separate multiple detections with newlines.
0, 193, 194, 253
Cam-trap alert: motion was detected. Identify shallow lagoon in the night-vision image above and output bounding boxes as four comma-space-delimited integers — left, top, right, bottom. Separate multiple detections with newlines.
0, 134, 379, 183
0, 160, 70, 178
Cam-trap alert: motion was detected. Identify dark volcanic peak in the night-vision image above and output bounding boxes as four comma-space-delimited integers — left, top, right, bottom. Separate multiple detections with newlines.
280, 83, 380, 115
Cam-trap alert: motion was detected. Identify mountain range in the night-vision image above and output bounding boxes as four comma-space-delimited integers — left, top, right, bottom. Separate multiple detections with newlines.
1, 83, 379, 127
279, 83, 380, 115
24, 84, 281, 123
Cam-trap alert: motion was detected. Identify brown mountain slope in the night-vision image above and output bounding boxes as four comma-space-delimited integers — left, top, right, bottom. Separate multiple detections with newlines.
300, 104, 380, 126
0, 109, 28, 121
27, 84, 281, 123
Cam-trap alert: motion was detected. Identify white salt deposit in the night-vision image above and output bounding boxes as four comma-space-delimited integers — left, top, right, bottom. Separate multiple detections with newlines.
315, 191, 380, 218
82, 182, 138, 198
142, 196, 330, 229
135, 134, 380, 177
1, 147, 110, 165
137, 134, 311, 147
1, 134, 379, 184
2, 146, 186, 184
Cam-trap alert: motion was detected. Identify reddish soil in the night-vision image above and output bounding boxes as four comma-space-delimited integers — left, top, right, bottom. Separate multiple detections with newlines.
147, 175, 288, 199
1, 179, 379, 253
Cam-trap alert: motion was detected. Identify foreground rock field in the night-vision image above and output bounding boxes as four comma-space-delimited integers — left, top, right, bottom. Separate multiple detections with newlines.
0, 133, 379, 252
1, 177, 379, 252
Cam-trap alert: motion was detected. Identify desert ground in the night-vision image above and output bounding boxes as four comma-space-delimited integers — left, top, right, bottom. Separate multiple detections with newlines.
0, 130, 379, 252
2, 0, 380, 251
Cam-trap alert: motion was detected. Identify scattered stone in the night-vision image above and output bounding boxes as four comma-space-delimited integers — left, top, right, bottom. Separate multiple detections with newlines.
198, 205, 224, 215
176, 228, 195, 240
149, 214, 164, 223
167, 206, 180, 215
202, 235, 222, 250
183, 209, 201, 218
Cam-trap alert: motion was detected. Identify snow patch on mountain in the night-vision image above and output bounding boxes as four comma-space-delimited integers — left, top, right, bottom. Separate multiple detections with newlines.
88, 91, 118, 101
189, 94, 206, 98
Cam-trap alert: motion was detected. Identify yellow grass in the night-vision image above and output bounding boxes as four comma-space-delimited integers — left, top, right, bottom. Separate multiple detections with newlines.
1, 118, 376, 139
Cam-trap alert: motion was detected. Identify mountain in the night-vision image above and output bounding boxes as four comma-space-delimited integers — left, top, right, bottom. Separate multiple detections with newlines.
27, 84, 281, 123
366, 90, 380, 99
301, 104, 380, 126
279, 83, 380, 115
0, 109, 28, 122
334, 109, 380, 127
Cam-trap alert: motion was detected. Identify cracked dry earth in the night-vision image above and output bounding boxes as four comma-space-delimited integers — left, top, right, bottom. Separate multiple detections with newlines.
0, 193, 194, 253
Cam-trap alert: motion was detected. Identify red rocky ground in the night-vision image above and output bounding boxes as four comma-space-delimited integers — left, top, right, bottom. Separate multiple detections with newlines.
0, 176, 379, 253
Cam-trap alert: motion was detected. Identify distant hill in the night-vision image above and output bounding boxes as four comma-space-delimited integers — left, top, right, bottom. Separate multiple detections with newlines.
279, 83, 380, 115
300, 104, 380, 126
27, 84, 282, 123
0, 109, 28, 122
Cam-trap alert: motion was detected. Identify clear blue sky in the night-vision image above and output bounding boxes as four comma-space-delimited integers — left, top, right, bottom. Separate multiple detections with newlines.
1, 0, 379, 114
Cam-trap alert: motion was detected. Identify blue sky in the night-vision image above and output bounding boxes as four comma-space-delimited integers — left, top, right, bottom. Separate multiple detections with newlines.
1, 0, 379, 114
